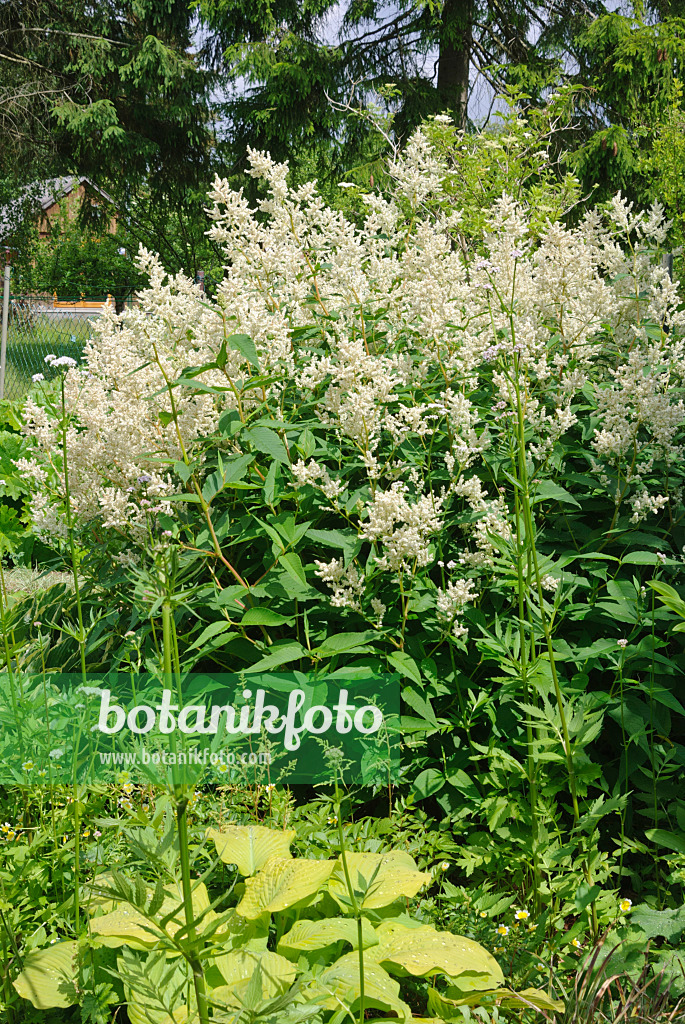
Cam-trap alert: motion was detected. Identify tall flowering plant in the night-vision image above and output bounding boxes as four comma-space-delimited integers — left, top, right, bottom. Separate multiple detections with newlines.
13, 112, 685, 909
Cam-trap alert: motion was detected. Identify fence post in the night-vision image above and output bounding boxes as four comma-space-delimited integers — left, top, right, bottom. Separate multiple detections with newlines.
0, 263, 10, 402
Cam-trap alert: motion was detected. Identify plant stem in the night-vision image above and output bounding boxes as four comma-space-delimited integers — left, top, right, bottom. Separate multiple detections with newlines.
335, 783, 364, 1024
60, 376, 87, 686
176, 796, 210, 1024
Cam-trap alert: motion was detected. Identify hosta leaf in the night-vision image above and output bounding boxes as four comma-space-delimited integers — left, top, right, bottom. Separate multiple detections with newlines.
207, 824, 295, 876
306, 951, 411, 1020
90, 883, 212, 949
211, 949, 296, 1006
13, 942, 79, 1009
329, 851, 431, 910
370, 920, 503, 987
429, 984, 563, 1014
278, 917, 379, 956
237, 857, 334, 919
500, 988, 565, 1011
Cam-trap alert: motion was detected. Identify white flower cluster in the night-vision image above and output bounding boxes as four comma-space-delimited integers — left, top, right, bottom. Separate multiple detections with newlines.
18, 125, 684, 624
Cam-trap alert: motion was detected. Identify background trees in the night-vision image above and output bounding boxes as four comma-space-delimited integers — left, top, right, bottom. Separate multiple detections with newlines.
3, 0, 685, 291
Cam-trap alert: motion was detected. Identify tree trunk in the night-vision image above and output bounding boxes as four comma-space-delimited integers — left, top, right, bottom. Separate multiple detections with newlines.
437, 0, 472, 126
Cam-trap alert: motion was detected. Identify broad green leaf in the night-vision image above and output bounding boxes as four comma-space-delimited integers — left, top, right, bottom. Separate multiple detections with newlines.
279, 551, 307, 587
402, 686, 439, 728
312, 631, 377, 656
649, 581, 685, 620
369, 920, 504, 987
329, 851, 431, 910
190, 620, 235, 650
249, 426, 290, 465
90, 883, 211, 949
306, 951, 411, 1020
228, 332, 260, 369
387, 651, 422, 686
411, 768, 446, 801
237, 857, 334, 918
500, 988, 565, 1012
278, 917, 379, 957
629, 904, 685, 942
243, 642, 306, 673
211, 949, 296, 1006
241, 607, 293, 626
13, 942, 78, 1009
207, 824, 295, 875
645, 828, 685, 855
202, 453, 254, 502
90, 906, 165, 950
532, 480, 580, 507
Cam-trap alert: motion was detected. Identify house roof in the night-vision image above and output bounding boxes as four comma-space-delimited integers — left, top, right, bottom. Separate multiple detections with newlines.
0, 176, 115, 242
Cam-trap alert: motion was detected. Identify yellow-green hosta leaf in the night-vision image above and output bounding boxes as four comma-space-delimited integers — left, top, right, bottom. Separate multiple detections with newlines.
210, 950, 297, 1008
91, 882, 212, 949
306, 951, 411, 1020
13, 942, 79, 1009
428, 984, 564, 1015
329, 851, 432, 910
207, 825, 295, 876
237, 857, 334, 919
371, 919, 504, 987
278, 916, 379, 957
499, 987, 565, 1012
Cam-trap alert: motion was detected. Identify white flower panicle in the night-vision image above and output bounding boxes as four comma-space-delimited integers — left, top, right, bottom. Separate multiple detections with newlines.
17, 127, 684, 617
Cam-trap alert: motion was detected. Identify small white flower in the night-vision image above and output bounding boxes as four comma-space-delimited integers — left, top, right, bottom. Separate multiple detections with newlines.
617, 638, 628, 648
31, 373, 44, 383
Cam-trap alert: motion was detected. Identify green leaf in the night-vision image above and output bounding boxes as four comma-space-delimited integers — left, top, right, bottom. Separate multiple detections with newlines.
243, 642, 306, 673
13, 942, 79, 1009
410, 768, 446, 801
207, 824, 295, 875
574, 882, 602, 913
211, 950, 296, 1006
279, 551, 307, 587
649, 581, 685, 620
190, 620, 235, 650
278, 917, 379, 956
402, 686, 438, 728
249, 426, 290, 465
228, 333, 260, 369
645, 828, 685, 854
236, 857, 334, 918
202, 453, 254, 502
622, 551, 667, 565
387, 651, 421, 686
370, 919, 504, 986
241, 608, 293, 626
629, 904, 685, 942
305, 952, 411, 1020
312, 631, 377, 656
532, 480, 580, 507
329, 852, 431, 911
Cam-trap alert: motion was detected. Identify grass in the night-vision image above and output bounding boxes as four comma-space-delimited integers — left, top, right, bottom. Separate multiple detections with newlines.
2, 313, 92, 401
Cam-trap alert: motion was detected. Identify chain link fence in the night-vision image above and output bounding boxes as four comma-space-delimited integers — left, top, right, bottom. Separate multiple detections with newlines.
0, 293, 132, 402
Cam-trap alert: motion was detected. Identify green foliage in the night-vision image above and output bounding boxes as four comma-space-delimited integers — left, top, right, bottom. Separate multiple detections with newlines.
13, 217, 146, 301
11, 821, 559, 1020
